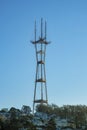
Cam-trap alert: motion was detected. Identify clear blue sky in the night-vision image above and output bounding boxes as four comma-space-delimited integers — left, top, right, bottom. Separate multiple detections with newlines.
0, 0, 87, 110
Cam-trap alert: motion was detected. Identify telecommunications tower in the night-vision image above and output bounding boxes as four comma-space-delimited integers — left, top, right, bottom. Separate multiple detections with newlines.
31, 18, 50, 113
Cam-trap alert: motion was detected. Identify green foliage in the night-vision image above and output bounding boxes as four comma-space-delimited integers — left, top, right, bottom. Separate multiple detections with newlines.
46, 118, 56, 130
36, 104, 87, 128
0, 106, 36, 130
9, 107, 21, 120
1, 116, 36, 130
21, 105, 31, 115
36, 104, 53, 115
1, 104, 87, 129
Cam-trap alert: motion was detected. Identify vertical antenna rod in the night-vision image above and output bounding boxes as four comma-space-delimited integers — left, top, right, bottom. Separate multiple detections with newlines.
45, 21, 47, 40
35, 20, 36, 41
41, 18, 43, 38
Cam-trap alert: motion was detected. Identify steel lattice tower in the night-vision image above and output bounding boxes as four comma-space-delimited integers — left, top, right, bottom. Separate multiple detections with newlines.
31, 19, 50, 113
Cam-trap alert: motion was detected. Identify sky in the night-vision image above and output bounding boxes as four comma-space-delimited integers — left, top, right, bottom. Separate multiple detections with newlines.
0, 0, 87, 110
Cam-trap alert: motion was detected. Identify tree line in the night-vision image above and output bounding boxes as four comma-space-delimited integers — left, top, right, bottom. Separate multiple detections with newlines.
0, 104, 87, 129
36, 104, 87, 128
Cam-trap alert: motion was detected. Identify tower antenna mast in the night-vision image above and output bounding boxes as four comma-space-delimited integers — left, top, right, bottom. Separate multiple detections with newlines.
31, 19, 50, 113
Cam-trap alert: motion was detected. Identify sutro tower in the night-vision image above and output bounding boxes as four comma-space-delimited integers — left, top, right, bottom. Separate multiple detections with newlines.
31, 18, 50, 113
